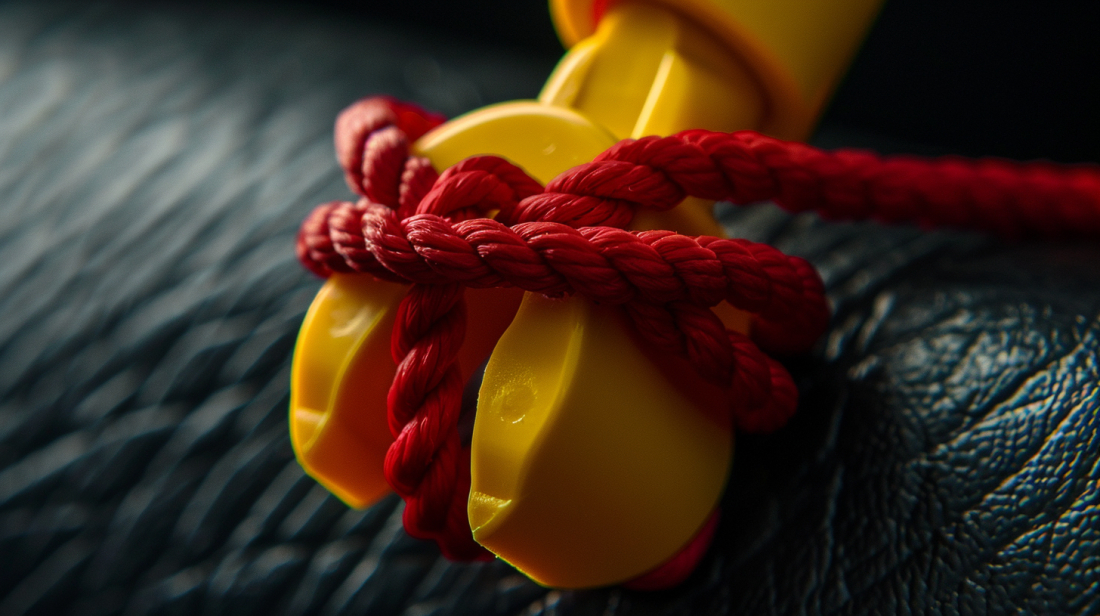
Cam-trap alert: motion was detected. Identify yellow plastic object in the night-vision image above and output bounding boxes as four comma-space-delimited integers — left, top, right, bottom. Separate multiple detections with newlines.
415, 102, 616, 184
549, 0, 885, 140
442, 4, 771, 586
471, 294, 737, 588
290, 275, 522, 509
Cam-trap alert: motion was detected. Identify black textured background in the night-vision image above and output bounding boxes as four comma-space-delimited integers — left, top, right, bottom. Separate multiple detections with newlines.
1, 0, 1098, 614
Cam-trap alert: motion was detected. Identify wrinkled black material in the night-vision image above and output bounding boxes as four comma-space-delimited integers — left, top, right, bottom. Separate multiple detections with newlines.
0, 1, 1097, 615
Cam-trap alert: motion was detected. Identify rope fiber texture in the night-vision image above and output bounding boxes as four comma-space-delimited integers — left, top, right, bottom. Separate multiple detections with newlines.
296, 97, 1100, 569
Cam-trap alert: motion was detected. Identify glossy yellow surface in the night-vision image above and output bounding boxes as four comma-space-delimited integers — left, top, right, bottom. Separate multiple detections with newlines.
550, 0, 885, 140
471, 294, 734, 588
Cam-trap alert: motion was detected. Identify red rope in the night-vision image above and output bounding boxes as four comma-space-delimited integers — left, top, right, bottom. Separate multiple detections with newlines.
296, 96, 1100, 573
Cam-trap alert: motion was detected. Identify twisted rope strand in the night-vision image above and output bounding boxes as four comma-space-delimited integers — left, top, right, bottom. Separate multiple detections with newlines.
312, 204, 826, 353
383, 283, 488, 560
502, 130, 1100, 237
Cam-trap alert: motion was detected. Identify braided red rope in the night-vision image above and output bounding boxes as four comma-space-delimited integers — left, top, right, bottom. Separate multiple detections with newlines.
297, 97, 1100, 571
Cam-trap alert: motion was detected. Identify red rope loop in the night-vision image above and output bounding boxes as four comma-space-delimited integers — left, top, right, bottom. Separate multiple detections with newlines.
296, 96, 1100, 567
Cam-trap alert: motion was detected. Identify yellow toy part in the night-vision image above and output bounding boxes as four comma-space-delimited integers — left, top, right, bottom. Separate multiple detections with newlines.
471, 293, 738, 588
550, 0, 885, 140
290, 276, 521, 509
404, 82, 754, 587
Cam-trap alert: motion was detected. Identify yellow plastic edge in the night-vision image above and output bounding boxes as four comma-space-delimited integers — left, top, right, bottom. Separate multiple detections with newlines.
290, 274, 408, 509
471, 294, 734, 588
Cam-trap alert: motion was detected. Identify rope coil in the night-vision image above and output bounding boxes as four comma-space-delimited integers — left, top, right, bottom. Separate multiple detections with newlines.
297, 96, 1100, 566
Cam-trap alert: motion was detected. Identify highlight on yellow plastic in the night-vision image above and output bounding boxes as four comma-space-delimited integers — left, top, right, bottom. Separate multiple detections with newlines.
290, 274, 407, 509
471, 293, 735, 588
290, 275, 522, 510
416, 98, 728, 239
549, 0, 885, 140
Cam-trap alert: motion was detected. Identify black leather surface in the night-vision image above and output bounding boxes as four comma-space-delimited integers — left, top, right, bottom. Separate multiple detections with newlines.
1, 1, 1097, 615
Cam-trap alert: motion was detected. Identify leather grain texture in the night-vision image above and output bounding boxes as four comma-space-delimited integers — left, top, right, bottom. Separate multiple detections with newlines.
0, 1, 1097, 615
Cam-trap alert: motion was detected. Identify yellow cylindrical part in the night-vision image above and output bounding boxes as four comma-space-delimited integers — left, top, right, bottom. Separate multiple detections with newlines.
549, 0, 885, 140
411, 100, 748, 587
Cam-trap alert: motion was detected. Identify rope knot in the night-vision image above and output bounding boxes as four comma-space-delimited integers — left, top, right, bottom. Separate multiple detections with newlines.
299, 96, 833, 561
297, 95, 1100, 566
